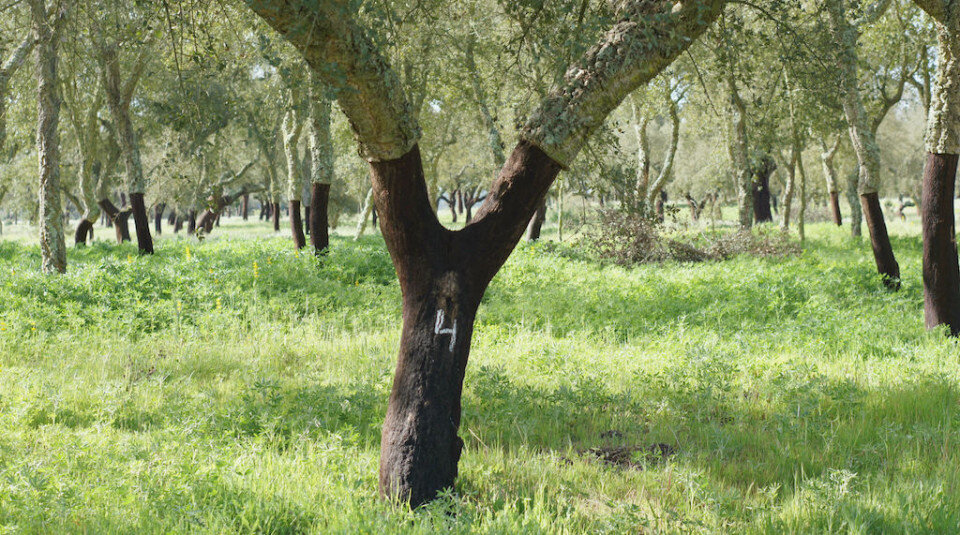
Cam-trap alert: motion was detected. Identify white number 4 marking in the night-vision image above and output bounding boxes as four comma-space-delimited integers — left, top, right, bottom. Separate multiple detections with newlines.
434, 309, 458, 352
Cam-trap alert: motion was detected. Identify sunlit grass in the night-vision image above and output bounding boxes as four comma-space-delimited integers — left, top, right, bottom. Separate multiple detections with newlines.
1, 215, 959, 533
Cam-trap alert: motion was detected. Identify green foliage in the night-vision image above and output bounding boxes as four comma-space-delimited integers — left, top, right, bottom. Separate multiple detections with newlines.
1, 221, 960, 532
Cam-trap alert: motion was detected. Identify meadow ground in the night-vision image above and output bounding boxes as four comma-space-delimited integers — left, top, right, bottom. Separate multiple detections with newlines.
1, 212, 959, 533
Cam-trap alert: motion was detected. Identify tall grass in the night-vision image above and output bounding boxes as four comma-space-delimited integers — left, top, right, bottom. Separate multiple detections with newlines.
0, 219, 958, 533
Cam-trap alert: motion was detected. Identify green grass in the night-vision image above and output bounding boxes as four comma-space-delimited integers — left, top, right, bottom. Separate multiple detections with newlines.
1, 216, 959, 533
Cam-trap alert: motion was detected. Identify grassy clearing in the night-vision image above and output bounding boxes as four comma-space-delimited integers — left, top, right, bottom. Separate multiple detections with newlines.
1, 217, 959, 533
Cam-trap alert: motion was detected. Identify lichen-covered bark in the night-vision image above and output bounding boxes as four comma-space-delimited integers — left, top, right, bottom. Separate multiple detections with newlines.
519, 0, 726, 167
827, 0, 883, 195
925, 16, 960, 154
630, 96, 651, 198
30, 0, 66, 273
354, 187, 374, 240
646, 93, 680, 206
282, 106, 303, 201
820, 135, 841, 195
244, 0, 421, 162
309, 78, 335, 186
780, 148, 798, 231
726, 62, 752, 229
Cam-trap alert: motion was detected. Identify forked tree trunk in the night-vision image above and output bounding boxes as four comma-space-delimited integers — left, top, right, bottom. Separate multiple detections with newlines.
247, 0, 725, 507
375, 143, 563, 506
310, 183, 330, 254
526, 199, 546, 241
922, 153, 960, 334
290, 200, 306, 249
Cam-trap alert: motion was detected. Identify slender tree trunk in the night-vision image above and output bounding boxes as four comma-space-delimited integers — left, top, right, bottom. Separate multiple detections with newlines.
99, 45, 152, 254
355, 187, 374, 240
310, 183, 330, 254
290, 200, 305, 249
781, 151, 797, 230
32, 0, 66, 273
821, 136, 843, 225
242, 193, 250, 220
154, 203, 164, 235
187, 209, 197, 234
272, 202, 280, 231
798, 150, 807, 241
829, 0, 898, 287
846, 167, 862, 237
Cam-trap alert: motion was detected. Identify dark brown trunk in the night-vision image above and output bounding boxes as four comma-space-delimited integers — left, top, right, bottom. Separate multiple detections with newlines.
310, 183, 330, 254
272, 202, 280, 231
376, 142, 562, 507
154, 203, 164, 235
861, 192, 900, 290
372, 206, 378, 226
167, 209, 176, 225
290, 200, 306, 249
187, 209, 197, 234
242, 193, 250, 220
751, 157, 775, 223
174, 215, 183, 233
829, 191, 843, 226
98, 198, 131, 243
526, 199, 546, 241
655, 190, 666, 222
449, 193, 458, 223
120, 192, 127, 206
304, 206, 311, 235
921, 153, 960, 335
129, 192, 154, 254
75, 219, 93, 246
215, 213, 221, 227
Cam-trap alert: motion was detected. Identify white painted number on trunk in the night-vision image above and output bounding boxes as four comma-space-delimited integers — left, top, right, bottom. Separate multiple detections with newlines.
434, 310, 457, 352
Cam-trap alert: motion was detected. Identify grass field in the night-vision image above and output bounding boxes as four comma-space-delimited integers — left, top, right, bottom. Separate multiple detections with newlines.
1, 213, 959, 533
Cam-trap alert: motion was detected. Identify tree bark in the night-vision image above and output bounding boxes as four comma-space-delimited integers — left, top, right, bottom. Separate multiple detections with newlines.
821, 136, 843, 225
290, 200, 306, 249
846, 167, 862, 236
751, 155, 775, 223
32, 0, 66, 273
310, 183, 330, 254
97, 42, 153, 254
98, 199, 130, 243
829, 0, 898, 286
922, 153, 960, 333
154, 203, 164, 235
246, 0, 725, 507
861, 193, 900, 288
272, 201, 280, 232
187, 209, 197, 234
242, 193, 250, 220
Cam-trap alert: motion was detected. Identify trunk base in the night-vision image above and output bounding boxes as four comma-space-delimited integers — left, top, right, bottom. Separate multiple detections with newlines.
829, 191, 842, 226
861, 192, 900, 290
130, 193, 154, 254
290, 200, 306, 249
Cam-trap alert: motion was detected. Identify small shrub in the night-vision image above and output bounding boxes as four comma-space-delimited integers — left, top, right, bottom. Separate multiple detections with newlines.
585, 208, 800, 265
